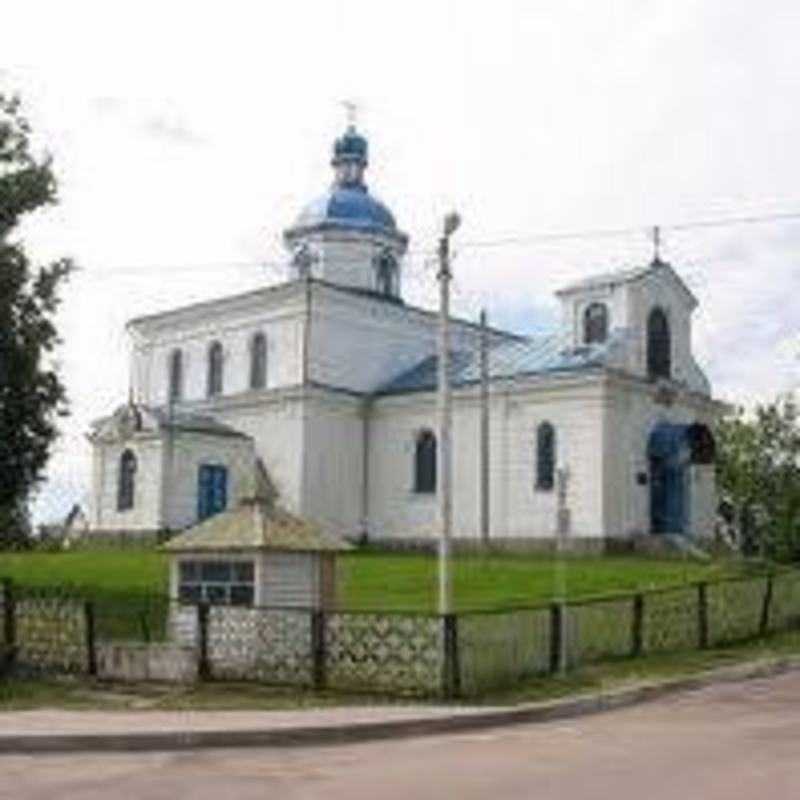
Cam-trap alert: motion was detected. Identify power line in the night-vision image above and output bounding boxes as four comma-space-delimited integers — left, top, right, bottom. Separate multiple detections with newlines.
68, 208, 800, 276
437, 210, 800, 253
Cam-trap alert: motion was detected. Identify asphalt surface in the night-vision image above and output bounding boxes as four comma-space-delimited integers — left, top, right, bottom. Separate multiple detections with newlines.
2, 670, 799, 799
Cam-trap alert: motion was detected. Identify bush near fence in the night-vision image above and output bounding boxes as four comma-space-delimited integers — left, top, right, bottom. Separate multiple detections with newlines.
2, 571, 800, 696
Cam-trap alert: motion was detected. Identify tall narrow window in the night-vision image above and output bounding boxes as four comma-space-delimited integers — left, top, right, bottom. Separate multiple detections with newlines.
374, 248, 397, 297
207, 341, 223, 397
647, 307, 671, 380
536, 422, 556, 491
414, 429, 437, 494
250, 332, 267, 390
583, 302, 608, 344
117, 449, 137, 511
168, 349, 183, 403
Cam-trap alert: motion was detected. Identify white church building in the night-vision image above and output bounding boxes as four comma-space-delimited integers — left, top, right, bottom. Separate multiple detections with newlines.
88, 124, 724, 549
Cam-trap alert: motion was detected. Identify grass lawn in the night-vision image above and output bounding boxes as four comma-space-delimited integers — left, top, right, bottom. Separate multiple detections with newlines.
0, 546, 753, 611
337, 550, 749, 611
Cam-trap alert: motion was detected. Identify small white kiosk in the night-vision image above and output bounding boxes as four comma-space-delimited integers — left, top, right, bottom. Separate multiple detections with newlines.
163, 498, 352, 611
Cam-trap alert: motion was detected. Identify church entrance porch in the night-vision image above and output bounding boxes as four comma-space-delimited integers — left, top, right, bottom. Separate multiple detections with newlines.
647, 423, 716, 536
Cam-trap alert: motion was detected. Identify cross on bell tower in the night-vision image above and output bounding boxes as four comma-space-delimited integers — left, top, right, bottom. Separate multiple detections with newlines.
651, 225, 663, 266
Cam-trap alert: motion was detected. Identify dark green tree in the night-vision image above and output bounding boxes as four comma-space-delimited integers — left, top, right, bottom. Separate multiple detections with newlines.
0, 93, 72, 546
715, 394, 800, 562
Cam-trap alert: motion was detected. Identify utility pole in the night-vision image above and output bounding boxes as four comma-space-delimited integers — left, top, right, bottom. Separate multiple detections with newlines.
479, 309, 490, 546
438, 211, 461, 616
555, 465, 571, 676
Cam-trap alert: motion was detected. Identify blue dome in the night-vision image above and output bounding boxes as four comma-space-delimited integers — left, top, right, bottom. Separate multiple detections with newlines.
294, 186, 397, 233
333, 127, 368, 166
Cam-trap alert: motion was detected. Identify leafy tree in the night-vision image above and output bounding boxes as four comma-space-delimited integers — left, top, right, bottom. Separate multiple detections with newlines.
0, 93, 72, 546
715, 394, 800, 562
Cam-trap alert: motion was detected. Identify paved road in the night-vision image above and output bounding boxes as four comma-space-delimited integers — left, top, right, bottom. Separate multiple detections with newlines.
3, 671, 800, 799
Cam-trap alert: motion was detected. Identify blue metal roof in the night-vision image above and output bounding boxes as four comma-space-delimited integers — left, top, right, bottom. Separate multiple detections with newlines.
295, 186, 397, 233
377, 333, 612, 395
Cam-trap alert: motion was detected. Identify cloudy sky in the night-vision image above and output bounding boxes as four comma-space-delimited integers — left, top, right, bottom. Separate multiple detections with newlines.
4, 0, 799, 521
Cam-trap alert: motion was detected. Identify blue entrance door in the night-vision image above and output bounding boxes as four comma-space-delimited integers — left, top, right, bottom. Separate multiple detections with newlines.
650, 457, 685, 534
648, 424, 688, 535
198, 464, 228, 522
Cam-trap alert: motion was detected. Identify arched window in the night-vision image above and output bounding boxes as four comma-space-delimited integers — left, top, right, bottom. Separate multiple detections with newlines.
414, 429, 437, 494
168, 349, 183, 403
207, 341, 223, 397
647, 307, 671, 380
117, 449, 137, 511
536, 422, 556, 491
374, 249, 397, 297
583, 302, 608, 344
250, 333, 267, 390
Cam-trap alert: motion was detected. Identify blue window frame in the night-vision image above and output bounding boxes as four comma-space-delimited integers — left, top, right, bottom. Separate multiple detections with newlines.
198, 464, 228, 522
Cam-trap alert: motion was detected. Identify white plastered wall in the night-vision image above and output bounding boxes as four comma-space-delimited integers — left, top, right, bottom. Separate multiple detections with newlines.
366, 374, 607, 541
162, 432, 254, 531
129, 286, 306, 407
300, 390, 366, 536
91, 436, 164, 531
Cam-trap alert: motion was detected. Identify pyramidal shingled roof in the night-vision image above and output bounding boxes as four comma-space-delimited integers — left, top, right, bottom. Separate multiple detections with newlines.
163, 500, 352, 554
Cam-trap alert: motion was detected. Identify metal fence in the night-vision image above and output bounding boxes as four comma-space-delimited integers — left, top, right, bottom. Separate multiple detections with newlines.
3, 571, 800, 696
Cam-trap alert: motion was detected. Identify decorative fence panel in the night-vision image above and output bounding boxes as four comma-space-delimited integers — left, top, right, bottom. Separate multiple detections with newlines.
458, 608, 551, 695
13, 588, 87, 674
325, 611, 443, 696
206, 606, 314, 686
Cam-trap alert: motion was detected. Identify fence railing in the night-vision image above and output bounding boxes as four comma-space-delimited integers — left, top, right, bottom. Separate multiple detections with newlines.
3, 571, 800, 696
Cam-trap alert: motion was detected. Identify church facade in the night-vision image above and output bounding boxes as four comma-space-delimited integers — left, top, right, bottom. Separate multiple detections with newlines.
88, 124, 725, 547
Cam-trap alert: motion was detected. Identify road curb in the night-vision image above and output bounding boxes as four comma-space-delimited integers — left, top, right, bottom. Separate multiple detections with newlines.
2, 656, 799, 754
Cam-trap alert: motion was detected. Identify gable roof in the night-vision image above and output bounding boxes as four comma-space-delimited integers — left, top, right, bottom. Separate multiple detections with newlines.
89, 403, 251, 442
556, 260, 698, 307
163, 500, 352, 553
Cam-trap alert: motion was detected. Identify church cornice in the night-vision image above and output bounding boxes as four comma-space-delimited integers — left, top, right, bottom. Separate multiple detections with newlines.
127, 280, 307, 335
